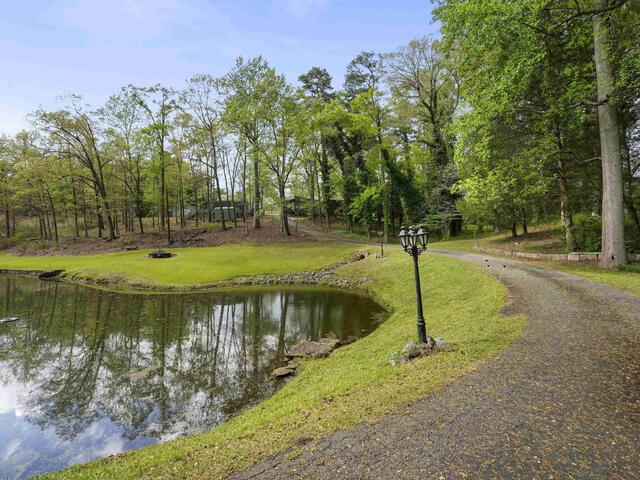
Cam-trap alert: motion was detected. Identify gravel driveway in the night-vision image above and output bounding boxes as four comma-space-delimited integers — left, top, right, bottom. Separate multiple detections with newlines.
230, 250, 640, 479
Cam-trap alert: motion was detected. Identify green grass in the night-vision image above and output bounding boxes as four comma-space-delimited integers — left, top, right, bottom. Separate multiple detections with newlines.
0, 243, 359, 290
432, 237, 640, 298
43, 248, 525, 480
549, 262, 640, 298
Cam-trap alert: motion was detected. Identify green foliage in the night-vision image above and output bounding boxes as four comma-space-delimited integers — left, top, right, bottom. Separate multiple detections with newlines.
383, 153, 425, 223
573, 213, 602, 252
619, 263, 640, 274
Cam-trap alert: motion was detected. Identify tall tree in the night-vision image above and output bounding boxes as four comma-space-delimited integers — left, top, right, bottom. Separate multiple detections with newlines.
299, 67, 334, 227
183, 75, 228, 230
223, 57, 272, 229
130, 85, 177, 241
32, 97, 117, 240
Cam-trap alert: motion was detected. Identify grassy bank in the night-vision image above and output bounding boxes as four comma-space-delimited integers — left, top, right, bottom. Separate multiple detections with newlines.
43, 248, 525, 479
0, 243, 359, 290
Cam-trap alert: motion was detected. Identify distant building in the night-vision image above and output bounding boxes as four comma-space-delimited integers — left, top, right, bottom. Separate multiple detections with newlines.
173, 201, 247, 222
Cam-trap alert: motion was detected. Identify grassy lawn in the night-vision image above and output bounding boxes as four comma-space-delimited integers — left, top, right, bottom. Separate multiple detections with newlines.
40, 248, 525, 480
0, 243, 359, 289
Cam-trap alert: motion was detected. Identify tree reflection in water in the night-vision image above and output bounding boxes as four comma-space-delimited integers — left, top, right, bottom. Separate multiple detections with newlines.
0, 276, 384, 479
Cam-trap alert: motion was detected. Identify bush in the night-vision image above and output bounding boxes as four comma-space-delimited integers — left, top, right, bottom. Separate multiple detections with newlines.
619, 262, 640, 273
625, 223, 640, 254
572, 212, 640, 253
573, 212, 601, 252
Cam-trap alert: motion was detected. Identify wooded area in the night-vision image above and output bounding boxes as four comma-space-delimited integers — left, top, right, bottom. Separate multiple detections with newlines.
0, 0, 638, 267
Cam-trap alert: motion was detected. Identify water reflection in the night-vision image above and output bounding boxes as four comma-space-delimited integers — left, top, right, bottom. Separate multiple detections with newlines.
0, 275, 384, 479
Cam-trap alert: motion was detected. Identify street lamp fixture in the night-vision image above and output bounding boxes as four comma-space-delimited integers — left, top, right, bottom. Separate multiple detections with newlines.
399, 224, 433, 345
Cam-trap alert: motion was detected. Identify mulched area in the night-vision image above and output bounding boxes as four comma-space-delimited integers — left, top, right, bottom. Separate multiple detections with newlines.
6, 220, 315, 257
230, 251, 640, 479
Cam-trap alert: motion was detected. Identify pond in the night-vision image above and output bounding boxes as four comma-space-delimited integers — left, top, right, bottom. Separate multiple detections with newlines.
0, 275, 385, 479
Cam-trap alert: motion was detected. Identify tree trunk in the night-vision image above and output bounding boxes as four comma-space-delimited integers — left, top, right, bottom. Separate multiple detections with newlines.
38, 212, 44, 240
82, 191, 89, 238
3, 191, 10, 238
521, 208, 528, 235
95, 190, 104, 239
320, 137, 331, 228
211, 141, 227, 231
166, 187, 171, 244
160, 165, 166, 229
45, 214, 52, 241
206, 162, 212, 223
380, 146, 392, 242
593, 1, 626, 268
556, 156, 577, 251
253, 153, 260, 229
242, 143, 249, 235
45, 189, 59, 242
136, 157, 144, 234
103, 197, 117, 240
71, 182, 80, 238
279, 183, 290, 236
511, 221, 517, 239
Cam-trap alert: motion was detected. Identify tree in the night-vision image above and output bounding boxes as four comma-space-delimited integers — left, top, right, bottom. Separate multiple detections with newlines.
592, 0, 627, 266
32, 96, 117, 240
223, 57, 272, 229
260, 71, 306, 235
183, 74, 228, 230
0, 136, 15, 237
102, 88, 145, 234
299, 67, 335, 226
434, 0, 600, 250
130, 85, 177, 242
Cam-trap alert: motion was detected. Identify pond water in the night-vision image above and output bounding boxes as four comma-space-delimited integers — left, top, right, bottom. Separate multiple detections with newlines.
0, 275, 385, 479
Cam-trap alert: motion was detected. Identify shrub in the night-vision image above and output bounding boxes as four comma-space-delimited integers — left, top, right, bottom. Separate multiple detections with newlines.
573, 212, 601, 252
619, 262, 640, 273
572, 212, 640, 253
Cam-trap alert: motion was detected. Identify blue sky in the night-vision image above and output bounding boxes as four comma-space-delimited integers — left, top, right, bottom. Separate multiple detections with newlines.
0, 0, 438, 134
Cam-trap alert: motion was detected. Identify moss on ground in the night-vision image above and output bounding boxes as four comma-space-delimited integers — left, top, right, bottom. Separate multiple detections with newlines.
39, 248, 524, 480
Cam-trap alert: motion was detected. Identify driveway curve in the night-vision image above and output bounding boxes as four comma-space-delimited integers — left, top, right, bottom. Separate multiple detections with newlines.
230, 249, 640, 479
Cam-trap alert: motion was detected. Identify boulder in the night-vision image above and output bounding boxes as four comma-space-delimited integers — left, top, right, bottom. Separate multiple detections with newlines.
272, 366, 296, 378
319, 337, 341, 349
402, 341, 422, 360
286, 340, 334, 359
399, 337, 446, 363
434, 337, 451, 351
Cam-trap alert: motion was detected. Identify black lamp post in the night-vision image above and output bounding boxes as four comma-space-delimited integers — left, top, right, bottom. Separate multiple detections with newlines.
399, 225, 432, 345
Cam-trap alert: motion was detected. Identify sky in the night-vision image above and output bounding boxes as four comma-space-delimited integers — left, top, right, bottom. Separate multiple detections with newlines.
0, 0, 438, 134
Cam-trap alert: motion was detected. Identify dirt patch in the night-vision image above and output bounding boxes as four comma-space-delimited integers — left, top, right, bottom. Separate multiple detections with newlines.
8, 220, 315, 257
484, 229, 566, 254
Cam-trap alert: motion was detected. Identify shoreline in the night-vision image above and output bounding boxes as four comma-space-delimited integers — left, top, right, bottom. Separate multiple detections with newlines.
0, 251, 371, 295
